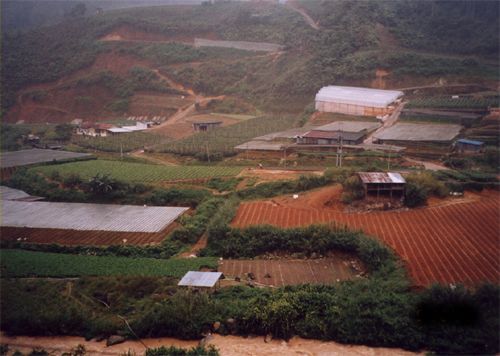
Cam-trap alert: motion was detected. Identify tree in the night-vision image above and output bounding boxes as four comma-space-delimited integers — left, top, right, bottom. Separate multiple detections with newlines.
55, 124, 73, 141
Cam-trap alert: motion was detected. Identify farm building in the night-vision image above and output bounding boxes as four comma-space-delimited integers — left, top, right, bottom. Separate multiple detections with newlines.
1, 196, 189, 245
178, 271, 223, 290
297, 121, 380, 145
373, 123, 463, 148
77, 123, 116, 137
192, 120, 222, 132
315, 86, 403, 116
454, 139, 485, 153
358, 172, 406, 199
298, 130, 365, 145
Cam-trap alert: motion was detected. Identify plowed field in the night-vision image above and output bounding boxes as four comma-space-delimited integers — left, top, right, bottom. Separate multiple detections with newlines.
0, 226, 175, 246
232, 191, 500, 287
218, 257, 360, 287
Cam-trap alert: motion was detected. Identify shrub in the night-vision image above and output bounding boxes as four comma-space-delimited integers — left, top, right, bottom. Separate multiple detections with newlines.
146, 345, 219, 356
405, 172, 449, 207
341, 175, 364, 203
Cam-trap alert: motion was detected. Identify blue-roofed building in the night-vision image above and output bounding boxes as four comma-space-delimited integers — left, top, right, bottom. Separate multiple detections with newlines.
455, 139, 485, 153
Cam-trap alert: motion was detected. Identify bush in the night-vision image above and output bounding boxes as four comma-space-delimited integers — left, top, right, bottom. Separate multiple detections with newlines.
341, 175, 364, 203
404, 182, 428, 207
404, 172, 448, 207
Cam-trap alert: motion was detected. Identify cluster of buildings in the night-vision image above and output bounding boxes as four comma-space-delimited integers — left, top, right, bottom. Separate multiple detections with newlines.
236, 85, 484, 155
75, 121, 154, 137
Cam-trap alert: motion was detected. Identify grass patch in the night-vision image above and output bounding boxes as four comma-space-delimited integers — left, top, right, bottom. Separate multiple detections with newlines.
0, 249, 217, 278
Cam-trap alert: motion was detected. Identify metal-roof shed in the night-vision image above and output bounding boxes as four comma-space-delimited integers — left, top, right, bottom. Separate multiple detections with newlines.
314, 121, 381, 133
1, 149, 92, 168
373, 123, 463, 142
456, 139, 484, 146
358, 172, 406, 184
178, 271, 223, 288
315, 86, 403, 108
1, 201, 188, 232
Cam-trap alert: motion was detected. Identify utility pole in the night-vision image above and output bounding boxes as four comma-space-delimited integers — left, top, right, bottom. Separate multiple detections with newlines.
206, 141, 210, 163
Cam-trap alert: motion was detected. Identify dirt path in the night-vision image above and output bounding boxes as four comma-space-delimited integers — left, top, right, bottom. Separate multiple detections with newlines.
287, 1, 320, 30
0, 333, 422, 356
363, 102, 405, 144
179, 234, 208, 258
129, 149, 178, 166
405, 157, 449, 171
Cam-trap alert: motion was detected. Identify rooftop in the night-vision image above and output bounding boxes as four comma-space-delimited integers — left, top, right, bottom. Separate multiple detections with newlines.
456, 139, 484, 146
1, 201, 188, 232
0, 149, 93, 168
315, 86, 403, 108
178, 271, 223, 288
253, 127, 312, 141
0, 186, 43, 202
314, 121, 381, 133
374, 123, 463, 142
301, 130, 364, 141
358, 172, 406, 184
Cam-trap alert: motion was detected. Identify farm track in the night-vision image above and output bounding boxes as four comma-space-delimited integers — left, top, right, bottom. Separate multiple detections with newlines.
232, 194, 500, 287
0, 226, 175, 246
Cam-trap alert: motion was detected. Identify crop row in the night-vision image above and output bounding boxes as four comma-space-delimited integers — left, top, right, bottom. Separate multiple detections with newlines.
33, 160, 243, 183
72, 132, 170, 153
407, 96, 499, 109
0, 249, 218, 278
155, 115, 299, 157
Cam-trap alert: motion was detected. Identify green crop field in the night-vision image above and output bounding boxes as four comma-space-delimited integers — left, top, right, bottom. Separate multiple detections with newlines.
407, 96, 499, 110
0, 249, 218, 278
33, 160, 243, 183
72, 131, 171, 153
156, 115, 298, 157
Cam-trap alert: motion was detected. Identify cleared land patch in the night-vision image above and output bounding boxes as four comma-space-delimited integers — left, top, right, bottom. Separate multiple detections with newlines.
232, 189, 500, 287
0, 226, 172, 246
218, 257, 361, 287
33, 160, 243, 183
0, 249, 217, 277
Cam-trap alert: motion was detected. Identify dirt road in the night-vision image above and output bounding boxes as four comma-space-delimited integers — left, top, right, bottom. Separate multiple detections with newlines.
0, 333, 421, 356
287, 1, 320, 30
364, 102, 405, 144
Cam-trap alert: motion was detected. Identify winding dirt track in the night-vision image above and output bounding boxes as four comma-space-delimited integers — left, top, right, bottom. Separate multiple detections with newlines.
232, 192, 500, 287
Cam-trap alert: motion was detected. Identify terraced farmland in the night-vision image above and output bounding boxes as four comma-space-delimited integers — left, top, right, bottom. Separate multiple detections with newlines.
232, 192, 500, 287
407, 96, 499, 110
0, 249, 218, 278
33, 160, 243, 183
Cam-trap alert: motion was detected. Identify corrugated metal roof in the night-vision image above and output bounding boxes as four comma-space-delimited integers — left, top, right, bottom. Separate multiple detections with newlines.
178, 271, 223, 287
302, 130, 364, 141
456, 139, 484, 146
1, 149, 92, 168
315, 86, 403, 108
1, 201, 188, 232
374, 123, 462, 142
108, 128, 132, 133
358, 172, 406, 184
1, 186, 33, 201
253, 127, 312, 141
314, 121, 381, 133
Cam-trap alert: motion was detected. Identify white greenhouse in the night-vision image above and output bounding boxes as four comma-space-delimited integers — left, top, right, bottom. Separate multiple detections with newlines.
315, 86, 404, 116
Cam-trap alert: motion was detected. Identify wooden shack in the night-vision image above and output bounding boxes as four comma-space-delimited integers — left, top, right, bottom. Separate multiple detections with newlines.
358, 172, 406, 199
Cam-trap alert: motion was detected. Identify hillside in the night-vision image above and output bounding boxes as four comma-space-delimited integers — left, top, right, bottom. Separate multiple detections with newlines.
1, 0, 499, 122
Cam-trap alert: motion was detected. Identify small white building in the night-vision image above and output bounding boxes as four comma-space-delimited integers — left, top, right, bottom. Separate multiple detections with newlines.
315, 86, 404, 117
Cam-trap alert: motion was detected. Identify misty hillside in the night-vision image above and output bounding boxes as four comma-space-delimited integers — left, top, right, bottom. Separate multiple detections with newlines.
2, 0, 498, 122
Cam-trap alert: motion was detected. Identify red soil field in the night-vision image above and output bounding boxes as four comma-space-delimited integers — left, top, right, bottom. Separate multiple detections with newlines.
218, 257, 360, 287
232, 190, 500, 287
0, 225, 176, 246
